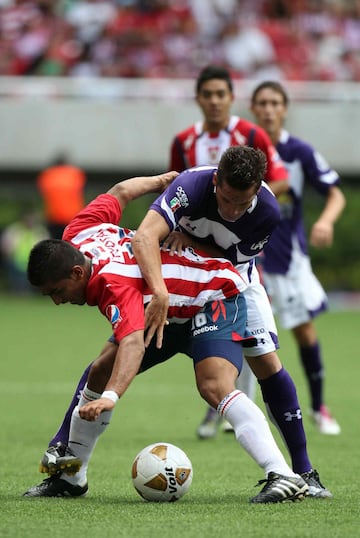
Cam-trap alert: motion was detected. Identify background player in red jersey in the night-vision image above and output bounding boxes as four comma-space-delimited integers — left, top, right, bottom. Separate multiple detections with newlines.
169, 65, 288, 196
24, 166, 308, 503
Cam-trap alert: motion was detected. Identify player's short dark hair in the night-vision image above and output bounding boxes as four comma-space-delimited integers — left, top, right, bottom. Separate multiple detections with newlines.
196, 65, 233, 94
217, 146, 267, 191
27, 239, 85, 286
251, 80, 289, 106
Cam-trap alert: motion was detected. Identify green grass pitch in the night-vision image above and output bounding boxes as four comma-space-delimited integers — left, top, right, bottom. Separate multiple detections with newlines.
1, 293, 359, 538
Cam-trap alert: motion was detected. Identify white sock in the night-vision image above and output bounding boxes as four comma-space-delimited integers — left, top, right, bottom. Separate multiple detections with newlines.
235, 361, 257, 401
218, 390, 297, 477
60, 388, 113, 486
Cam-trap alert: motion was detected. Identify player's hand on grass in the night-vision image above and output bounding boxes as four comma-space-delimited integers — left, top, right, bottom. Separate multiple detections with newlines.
144, 294, 169, 349
79, 398, 115, 421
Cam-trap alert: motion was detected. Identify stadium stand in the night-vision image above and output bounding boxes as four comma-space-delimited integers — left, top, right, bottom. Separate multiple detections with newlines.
0, 0, 359, 81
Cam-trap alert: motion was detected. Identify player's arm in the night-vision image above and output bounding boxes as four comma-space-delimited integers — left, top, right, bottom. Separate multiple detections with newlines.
107, 171, 178, 210
78, 330, 145, 421
132, 209, 172, 349
310, 185, 346, 247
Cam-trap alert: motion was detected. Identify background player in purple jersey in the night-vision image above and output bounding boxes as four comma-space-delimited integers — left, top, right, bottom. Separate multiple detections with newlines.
132, 145, 332, 499
250, 80, 346, 435
23, 168, 308, 503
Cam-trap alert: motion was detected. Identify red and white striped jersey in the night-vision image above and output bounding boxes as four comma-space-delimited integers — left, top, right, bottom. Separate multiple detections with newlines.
63, 194, 246, 342
169, 115, 287, 183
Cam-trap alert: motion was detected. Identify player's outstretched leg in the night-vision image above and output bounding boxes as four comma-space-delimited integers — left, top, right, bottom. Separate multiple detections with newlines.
37, 363, 92, 476
217, 390, 308, 503
259, 367, 332, 498
24, 385, 112, 497
299, 342, 340, 435
222, 360, 257, 433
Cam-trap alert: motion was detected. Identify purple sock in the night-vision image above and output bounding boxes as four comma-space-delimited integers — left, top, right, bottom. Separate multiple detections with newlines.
48, 363, 92, 447
259, 367, 312, 474
299, 342, 323, 412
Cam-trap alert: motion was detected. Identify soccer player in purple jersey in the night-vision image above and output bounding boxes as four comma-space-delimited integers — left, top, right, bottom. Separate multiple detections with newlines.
132, 145, 332, 498
250, 80, 346, 435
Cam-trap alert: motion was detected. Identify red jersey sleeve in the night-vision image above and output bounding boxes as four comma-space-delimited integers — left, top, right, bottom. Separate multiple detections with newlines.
63, 194, 122, 241
87, 273, 145, 342
169, 136, 187, 172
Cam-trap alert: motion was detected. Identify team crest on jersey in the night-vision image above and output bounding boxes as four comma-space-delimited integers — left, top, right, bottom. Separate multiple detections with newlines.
170, 197, 181, 212
208, 146, 220, 164
170, 186, 189, 213
105, 304, 122, 328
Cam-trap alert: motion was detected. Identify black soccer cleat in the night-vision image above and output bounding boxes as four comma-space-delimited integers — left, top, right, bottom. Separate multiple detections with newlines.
23, 475, 88, 498
301, 469, 332, 498
250, 472, 308, 504
39, 442, 82, 476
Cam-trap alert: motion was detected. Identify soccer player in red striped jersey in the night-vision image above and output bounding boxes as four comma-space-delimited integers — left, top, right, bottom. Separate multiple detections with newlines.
24, 167, 308, 502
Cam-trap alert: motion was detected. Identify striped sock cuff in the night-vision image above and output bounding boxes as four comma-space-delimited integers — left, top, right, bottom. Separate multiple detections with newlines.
217, 390, 243, 416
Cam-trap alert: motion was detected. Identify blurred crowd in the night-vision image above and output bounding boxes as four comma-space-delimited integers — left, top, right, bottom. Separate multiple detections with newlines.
0, 0, 360, 82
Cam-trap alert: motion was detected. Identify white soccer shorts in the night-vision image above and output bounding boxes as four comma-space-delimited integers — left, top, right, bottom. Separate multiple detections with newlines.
236, 262, 279, 358
263, 253, 328, 330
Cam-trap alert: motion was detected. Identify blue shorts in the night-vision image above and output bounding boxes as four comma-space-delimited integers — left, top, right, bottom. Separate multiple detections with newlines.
189, 295, 256, 372
108, 295, 256, 375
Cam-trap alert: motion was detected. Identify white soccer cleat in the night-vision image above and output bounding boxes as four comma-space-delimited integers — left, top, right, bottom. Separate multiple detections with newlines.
310, 405, 341, 435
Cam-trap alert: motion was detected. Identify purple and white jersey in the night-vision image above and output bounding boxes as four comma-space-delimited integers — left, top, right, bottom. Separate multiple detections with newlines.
262, 129, 340, 275
150, 166, 280, 269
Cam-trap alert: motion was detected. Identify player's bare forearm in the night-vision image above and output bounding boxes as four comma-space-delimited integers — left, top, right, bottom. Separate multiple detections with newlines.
86, 341, 118, 393
104, 331, 145, 396
310, 186, 346, 247
144, 295, 169, 349
108, 171, 178, 209
79, 332, 145, 421
132, 210, 171, 347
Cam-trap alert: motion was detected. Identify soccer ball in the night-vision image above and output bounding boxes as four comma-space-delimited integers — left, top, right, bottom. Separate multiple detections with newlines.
131, 442, 193, 502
